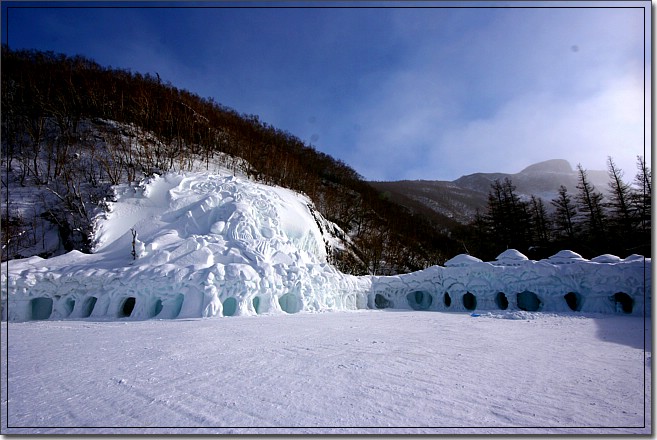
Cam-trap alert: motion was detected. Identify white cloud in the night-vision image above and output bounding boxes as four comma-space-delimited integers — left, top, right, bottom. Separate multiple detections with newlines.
408, 69, 645, 180
342, 7, 647, 181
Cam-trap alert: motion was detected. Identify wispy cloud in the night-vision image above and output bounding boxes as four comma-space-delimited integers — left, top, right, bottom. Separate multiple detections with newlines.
418, 70, 645, 179
4, 4, 648, 181
338, 6, 648, 181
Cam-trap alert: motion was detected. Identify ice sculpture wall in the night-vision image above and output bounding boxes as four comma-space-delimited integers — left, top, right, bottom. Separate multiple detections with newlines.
1, 172, 650, 321
368, 249, 650, 317
3, 249, 649, 322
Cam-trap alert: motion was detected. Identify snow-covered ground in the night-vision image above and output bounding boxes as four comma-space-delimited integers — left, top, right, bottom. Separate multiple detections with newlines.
1, 310, 650, 434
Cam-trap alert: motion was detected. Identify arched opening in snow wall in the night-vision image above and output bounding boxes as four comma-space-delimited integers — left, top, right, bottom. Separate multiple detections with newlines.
80, 297, 97, 318
31, 297, 52, 320
495, 292, 509, 310
374, 294, 392, 309
253, 296, 271, 314
153, 294, 184, 319
463, 292, 477, 311
406, 291, 433, 310
564, 292, 583, 312
120, 297, 136, 318
60, 297, 75, 318
443, 292, 451, 308
279, 293, 300, 314
152, 299, 164, 318
517, 291, 541, 312
612, 292, 633, 314
223, 297, 237, 316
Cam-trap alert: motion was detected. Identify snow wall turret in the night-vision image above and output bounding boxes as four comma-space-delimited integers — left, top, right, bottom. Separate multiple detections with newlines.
1, 171, 651, 321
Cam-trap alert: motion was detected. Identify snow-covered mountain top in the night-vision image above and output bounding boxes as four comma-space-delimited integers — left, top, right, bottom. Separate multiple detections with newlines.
519, 158, 574, 175
370, 158, 610, 224
453, 158, 608, 193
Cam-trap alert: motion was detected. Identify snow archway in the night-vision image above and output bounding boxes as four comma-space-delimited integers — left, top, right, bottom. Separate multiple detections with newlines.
406, 291, 433, 310
54, 296, 75, 319
31, 297, 52, 320
517, 291, 541, 312
564, 292, 582, 312
443, 292, 452, 308
612, 292, 633, 314
495, 292, 509, 310
463, 292, 477, 311
76, 297, 97, 318
252, 296, 262, 314
223, 297, 238, 316
279, 293, 300, 314
120, 297, 136, 318
154, 294, 184, 319
374, 293, 392, 309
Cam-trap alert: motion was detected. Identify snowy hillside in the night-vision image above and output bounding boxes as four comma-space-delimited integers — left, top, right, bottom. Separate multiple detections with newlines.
2, 169, 650, 321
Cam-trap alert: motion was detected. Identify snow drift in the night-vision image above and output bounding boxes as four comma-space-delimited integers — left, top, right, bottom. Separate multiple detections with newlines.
1, 170, 650, 321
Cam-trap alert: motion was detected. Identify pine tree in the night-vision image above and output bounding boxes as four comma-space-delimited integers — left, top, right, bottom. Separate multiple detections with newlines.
606, 156, 634, 238
529, 195, 550, 246
484, 178, 531, 252
633, 155, 651, 232
551, 185, 577, 241
575, 163, 606, 242
630, 155, 651, 256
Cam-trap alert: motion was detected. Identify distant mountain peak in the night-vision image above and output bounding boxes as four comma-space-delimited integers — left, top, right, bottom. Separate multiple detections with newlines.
370, 158, 610, 226
519, 159, 573, 175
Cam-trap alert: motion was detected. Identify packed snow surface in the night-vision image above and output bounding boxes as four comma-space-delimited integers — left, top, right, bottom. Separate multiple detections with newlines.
1, 311, 650, 434
2, 170, 650, 321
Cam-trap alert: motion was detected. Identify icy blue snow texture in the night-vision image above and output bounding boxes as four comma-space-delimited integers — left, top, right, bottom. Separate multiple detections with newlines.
2, 252, 649, 321
369, 253, 650, 317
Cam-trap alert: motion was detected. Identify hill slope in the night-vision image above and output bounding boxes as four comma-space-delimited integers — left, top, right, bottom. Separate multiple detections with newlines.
1, 46, 459, 273
371, 159, 609, 224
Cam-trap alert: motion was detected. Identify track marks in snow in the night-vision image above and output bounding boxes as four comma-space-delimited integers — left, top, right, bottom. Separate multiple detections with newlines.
2, 312, 650, 433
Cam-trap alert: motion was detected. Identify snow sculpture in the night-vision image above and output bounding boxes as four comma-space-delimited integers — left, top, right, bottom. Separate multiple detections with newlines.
444, 254, 484, 267
591, 254, 623, 264
1, 171, 651, 321
541, 250, 588, 264
492, 249, 529, 266
369, 250, 649, 316
2, 172, 370, 322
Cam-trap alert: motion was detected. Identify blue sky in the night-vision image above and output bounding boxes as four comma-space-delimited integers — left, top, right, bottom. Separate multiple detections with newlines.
2, 1, 650, 181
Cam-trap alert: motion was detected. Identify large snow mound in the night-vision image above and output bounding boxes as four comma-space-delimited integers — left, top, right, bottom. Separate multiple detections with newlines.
3, 171, 369, 321
2, 171, 650, 321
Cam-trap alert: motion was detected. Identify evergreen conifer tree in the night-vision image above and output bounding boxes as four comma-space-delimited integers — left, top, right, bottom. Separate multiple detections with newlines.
575, 164, 606, 244
551, 185, 577, 241
606, 156, 634, 238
